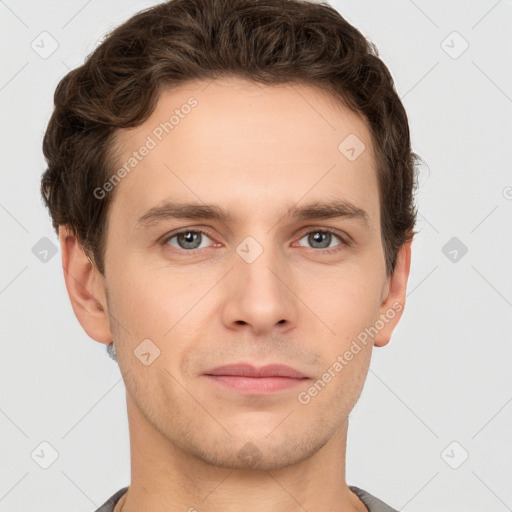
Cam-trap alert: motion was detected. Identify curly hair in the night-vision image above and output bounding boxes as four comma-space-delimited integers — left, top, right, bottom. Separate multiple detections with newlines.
41, 0, 420, 277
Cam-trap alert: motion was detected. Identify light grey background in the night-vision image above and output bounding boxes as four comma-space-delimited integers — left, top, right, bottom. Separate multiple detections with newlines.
1, 1, 511, 511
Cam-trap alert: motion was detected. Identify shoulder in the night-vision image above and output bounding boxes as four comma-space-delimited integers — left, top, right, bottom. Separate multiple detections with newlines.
93, 487, 129, 512
349, 485, 399, 512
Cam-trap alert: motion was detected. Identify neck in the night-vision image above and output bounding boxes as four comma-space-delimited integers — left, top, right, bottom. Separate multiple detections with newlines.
119, 392, 367, 512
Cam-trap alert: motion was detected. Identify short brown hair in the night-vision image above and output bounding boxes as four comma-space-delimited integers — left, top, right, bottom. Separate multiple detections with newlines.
41, 0, 420, 277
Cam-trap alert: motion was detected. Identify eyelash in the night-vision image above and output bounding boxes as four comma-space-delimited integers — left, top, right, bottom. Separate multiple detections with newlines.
160, 227, 349, 256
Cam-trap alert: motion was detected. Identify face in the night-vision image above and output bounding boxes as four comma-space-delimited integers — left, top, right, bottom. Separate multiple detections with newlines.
81, 78, 408, 470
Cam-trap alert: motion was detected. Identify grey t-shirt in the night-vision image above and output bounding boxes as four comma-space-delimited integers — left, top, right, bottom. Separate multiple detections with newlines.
94, 485, 398, 511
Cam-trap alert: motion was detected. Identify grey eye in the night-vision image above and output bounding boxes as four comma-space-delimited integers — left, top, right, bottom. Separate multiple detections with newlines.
298, 230, 342, 250
166, 230, 212, 250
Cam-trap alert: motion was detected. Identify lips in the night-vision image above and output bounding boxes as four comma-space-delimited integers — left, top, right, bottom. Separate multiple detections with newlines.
202, 364, 310, 394
204, 363, 309, 379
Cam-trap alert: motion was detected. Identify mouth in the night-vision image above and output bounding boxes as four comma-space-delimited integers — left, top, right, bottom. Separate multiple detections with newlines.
202, 363, 311, 394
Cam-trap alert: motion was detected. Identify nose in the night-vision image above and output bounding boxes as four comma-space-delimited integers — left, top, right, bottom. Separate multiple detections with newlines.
220, 240, 297, 336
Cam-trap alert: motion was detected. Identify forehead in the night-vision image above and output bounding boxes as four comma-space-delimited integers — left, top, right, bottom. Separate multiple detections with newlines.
108, 77, 380, 228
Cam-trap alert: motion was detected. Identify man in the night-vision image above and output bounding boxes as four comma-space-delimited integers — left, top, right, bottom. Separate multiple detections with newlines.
40, 0, 420, 510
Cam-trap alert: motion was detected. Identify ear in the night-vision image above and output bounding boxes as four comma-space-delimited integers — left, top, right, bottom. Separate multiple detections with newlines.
58, 225, 112, 344
373, 240, 412, 347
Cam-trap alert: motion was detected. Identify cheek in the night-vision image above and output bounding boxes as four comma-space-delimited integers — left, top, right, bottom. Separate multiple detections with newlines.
314, 266, 382, 340
106, 260, 216, 348
307, 275, 377, 402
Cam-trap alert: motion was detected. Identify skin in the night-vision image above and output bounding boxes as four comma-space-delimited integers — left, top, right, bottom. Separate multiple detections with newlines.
59, 77, 411, 512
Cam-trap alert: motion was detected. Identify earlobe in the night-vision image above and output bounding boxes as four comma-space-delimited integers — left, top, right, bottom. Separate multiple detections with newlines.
373, 240, 412, 347
58, 225, 112, 344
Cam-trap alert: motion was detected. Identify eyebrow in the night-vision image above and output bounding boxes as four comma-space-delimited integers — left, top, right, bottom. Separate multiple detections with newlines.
136, 199, 370, 229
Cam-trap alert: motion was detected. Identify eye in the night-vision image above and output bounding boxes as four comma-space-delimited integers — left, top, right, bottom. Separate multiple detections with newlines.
296, 229, 346, 254
161, 227, 348, 255
163, 229, 215, 251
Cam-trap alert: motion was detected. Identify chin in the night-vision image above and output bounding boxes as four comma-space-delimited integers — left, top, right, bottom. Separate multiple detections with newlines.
186, 429, 327, 471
